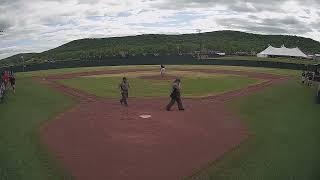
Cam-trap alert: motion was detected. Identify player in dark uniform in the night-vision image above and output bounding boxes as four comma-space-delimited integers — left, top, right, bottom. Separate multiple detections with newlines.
307, 71, 314, 86
166, 79, 184, 111
119, 77, 130, 106
0, 72, 4, 102
9, 71, 16, 94
301, 71, 306, 84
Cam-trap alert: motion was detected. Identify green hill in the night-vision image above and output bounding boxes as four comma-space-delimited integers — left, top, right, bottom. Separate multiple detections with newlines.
1, 31, 320, 65
0, 53, 39, 66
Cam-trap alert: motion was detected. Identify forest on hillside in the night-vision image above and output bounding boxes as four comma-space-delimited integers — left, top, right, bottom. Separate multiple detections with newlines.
1, 31, 320, 66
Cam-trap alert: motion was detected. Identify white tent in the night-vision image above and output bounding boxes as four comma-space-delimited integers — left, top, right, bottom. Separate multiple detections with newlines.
257, 45, 307, 58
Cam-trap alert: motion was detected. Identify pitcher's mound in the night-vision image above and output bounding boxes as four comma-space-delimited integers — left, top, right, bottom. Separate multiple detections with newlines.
139, 75, 179, 81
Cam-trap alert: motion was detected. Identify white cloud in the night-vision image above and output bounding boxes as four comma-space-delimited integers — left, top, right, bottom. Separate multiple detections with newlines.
0, 0, 320, 59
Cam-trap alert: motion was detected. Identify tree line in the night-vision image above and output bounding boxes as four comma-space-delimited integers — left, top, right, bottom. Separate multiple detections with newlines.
2, 30, 320, 66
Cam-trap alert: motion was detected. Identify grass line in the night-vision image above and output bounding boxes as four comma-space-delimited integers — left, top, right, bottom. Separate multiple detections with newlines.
189, 80, 320, 180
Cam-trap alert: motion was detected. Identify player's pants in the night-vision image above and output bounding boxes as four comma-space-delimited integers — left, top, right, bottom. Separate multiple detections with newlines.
160, 68, 165, 76
4, 81, 8, 89
120, 92, 128, 106
166, 97, 184, 110
10, 79, 15, 92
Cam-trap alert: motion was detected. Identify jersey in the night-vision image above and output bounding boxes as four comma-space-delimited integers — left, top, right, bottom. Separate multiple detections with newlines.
119, 81, 129, 93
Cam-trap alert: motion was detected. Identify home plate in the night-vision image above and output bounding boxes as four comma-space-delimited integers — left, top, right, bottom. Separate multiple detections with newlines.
139, 115, 152, 119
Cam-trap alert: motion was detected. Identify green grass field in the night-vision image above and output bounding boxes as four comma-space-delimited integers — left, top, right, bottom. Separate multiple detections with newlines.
17, 65, 159, 78
213, 56, 319, 65
59, 72, 260, 98
0, 79, 75, 180
18, 65, 300, 78
0, 65, 319, 180
189, 80, 320, 180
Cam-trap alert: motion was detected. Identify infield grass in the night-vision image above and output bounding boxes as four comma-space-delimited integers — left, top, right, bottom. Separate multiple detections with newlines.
59, 72, 261, 98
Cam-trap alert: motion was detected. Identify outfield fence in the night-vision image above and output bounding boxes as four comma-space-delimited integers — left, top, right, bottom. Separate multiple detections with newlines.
0, 55, 313, 72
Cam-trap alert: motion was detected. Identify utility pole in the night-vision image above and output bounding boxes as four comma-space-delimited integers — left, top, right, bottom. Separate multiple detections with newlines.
196, 29, 202, 60
21, 56, 25, 72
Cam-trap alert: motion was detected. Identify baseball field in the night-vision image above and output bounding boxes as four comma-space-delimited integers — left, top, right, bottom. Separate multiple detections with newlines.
1, 65, 319, 180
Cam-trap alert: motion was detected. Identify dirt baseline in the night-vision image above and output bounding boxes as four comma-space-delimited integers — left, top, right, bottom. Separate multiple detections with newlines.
138, 74, 180, 81
40, 69, 290, 180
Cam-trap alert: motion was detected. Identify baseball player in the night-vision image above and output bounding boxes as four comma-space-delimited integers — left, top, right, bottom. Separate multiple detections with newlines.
9, 71, 16, 94
160, 64, 166, 77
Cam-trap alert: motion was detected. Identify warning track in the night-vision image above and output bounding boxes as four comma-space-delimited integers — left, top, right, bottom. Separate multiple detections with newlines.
39, 69, 290, 180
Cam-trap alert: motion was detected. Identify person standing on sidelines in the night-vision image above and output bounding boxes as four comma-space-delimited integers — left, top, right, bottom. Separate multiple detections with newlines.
166, 79, 184, 111
301, 71, 306, 84
119, 77, 130, 107
0, 73, 5, 102
307, 71, 314, 86
9, 71, 16, 94
3, 71, 9, 89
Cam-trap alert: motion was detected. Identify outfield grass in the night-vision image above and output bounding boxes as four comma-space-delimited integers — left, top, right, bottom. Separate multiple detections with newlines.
168, 65, 300, 76
0, 79, 76, 180
212, 56, 319, 65
17, 65, 158, 78
189, 80, 320, 180
59, 73, 260, 98
17, 65, 300, 78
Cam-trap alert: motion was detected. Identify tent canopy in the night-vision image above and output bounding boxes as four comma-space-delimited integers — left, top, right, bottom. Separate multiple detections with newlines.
257, 45, 307, 58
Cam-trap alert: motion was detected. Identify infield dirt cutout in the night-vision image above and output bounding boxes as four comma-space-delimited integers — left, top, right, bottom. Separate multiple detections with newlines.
38, 68, 290, 180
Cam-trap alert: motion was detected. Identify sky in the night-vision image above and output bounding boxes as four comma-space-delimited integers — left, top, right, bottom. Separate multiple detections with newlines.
0, 0, 320, 59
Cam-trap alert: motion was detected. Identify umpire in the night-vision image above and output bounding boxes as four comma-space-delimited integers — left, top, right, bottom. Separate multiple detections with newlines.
166, 79, 184, 111
119, 77, 130, 106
